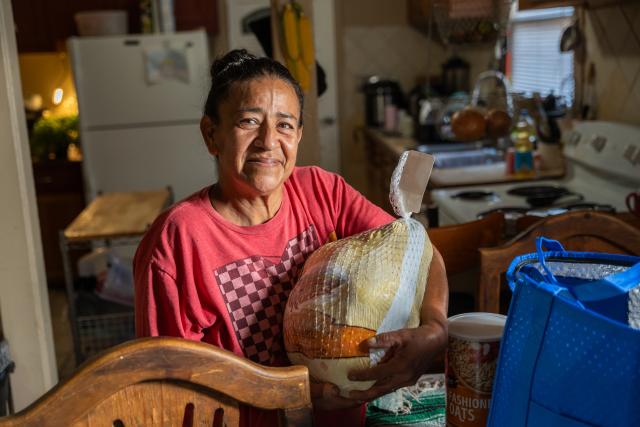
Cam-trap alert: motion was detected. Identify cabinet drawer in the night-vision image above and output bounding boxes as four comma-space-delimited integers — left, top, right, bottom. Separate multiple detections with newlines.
32, 161, 84, 194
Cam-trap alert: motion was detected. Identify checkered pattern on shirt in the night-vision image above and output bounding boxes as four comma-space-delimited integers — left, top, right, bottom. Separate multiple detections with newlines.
214, 225, 320, 365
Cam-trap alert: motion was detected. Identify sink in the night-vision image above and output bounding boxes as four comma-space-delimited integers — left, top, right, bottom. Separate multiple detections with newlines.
419, 147, 504, 168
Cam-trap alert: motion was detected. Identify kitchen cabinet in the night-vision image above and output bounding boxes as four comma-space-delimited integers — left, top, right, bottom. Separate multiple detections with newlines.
12, 0, 140, 52
363, 129, 414, 214
11, 0, 55, 52
410, 0, 516, 45
11, 0, 217, 53
408, 0, 434, 38
174, 0, 218, 34
32, 160, 86, 287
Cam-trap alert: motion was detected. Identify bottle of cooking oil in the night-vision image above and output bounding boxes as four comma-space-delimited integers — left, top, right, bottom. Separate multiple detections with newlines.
511, 109, 536, 177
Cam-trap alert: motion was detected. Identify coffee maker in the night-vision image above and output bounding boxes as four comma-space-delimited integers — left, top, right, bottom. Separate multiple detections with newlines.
361, 76, 404, 128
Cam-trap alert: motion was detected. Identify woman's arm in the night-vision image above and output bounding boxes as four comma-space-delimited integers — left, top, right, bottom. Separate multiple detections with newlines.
420, 246, 449, 336
346, 247, 448, 401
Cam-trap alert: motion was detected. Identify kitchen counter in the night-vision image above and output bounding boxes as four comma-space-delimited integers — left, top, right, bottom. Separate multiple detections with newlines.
363, 128, 565, 189
430, 163, 565, 188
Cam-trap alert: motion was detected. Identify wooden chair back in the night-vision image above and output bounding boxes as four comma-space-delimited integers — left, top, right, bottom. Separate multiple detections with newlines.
0, 337, 312, 427
515, 211, 640, 235
423, 212, 505, 371
428, 212, 505, 275
427, 211, 504, 321
478, 211, 640, 314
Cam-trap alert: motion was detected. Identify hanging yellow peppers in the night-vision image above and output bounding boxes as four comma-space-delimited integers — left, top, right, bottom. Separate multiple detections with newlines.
281, 1, 314, 92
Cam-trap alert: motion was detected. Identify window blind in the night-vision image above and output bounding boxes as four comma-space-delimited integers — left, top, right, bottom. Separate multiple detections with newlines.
510, 9, 574, 104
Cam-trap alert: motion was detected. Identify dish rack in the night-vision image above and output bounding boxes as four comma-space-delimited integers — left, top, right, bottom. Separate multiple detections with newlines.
77, 312, 135, 359
432, 0, 513, 45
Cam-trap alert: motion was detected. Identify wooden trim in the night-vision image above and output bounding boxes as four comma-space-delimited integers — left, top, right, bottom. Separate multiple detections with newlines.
0, 0, 58, 410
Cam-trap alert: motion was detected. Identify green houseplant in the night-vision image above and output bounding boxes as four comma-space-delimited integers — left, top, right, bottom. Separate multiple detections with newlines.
30, 115, 79, 161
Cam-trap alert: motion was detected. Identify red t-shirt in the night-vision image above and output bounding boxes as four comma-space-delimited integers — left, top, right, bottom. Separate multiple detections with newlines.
134, 166, 393, 426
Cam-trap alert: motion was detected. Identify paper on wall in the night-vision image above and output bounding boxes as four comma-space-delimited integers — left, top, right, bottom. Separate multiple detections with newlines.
144, 42, 190, 85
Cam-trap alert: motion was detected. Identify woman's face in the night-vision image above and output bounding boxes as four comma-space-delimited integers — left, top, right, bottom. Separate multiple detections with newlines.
201, 76, 302, 197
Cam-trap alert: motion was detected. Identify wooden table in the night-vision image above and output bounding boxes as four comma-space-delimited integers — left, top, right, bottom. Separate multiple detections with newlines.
64, 190, 172, 242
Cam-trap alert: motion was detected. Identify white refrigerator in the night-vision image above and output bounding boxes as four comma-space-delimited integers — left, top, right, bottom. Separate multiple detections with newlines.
69, 30, 216, 202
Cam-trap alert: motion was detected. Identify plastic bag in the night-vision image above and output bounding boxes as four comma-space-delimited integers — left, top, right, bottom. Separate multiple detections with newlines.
78, 247, 135, 306
488, 237, 640, 427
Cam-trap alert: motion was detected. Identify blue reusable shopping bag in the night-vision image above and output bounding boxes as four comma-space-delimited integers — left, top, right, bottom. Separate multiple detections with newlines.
487, 237, 640, 427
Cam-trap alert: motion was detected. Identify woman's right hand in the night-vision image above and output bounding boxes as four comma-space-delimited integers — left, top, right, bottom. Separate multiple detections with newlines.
310, 379, 362, 411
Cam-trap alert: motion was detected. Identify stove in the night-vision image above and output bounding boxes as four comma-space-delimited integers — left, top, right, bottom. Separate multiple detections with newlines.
431, 121, 640, 225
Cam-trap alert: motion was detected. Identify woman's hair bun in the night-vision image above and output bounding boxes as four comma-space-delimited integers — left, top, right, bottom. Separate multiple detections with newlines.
203, 49, 304, 125
210, 49, 256, 79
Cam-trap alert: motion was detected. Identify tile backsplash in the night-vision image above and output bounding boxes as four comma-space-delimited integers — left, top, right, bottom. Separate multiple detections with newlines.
339, 25, 441, 191
338, 24, 493, 189
583, 3, 640, 124
343, 26, 444, 94
341, 26, 493, 123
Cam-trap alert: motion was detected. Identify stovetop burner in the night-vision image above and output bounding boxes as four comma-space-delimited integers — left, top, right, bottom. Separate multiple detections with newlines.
507, 185, 570, 198
476, 207, 530, 218
452, 190, 496, 200
477, 203, 616, 219
507, 185, 584, 207
564, 203, 616, 213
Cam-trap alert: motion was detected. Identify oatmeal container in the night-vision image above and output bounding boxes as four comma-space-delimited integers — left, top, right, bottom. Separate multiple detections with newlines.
446, 312, 506, 427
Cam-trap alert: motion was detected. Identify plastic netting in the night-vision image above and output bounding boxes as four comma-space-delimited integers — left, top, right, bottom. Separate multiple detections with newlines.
284, 219, 433, 396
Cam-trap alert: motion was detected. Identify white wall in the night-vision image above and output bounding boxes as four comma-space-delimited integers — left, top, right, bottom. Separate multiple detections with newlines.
0, 0, 58, 410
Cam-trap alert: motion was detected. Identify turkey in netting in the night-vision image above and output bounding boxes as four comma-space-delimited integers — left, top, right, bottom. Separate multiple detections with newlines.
283, 218, 433, 396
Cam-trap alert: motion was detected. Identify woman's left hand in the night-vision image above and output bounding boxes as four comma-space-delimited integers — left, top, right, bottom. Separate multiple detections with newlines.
347, 247, 449, 402
346, 319, 447, 402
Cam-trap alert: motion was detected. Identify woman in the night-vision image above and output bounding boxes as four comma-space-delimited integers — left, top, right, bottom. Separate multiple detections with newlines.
134, 49, 448, 427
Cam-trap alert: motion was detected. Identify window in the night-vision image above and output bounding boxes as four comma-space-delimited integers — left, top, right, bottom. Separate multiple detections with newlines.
508, 7, 574, 105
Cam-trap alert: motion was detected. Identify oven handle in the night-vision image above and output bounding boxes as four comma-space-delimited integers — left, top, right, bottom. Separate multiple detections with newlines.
555, 192, 584, 206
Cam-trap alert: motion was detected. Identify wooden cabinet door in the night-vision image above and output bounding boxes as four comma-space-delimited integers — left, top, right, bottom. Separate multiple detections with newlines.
11, 0, 65, 52
174, 0, 218, 34
407, 0, 438, 39
32, 161, 86, 287
68, 0, 142, 35
12, 0, 141, 52
408, 0, 431, 28
12, 0, 219, 52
